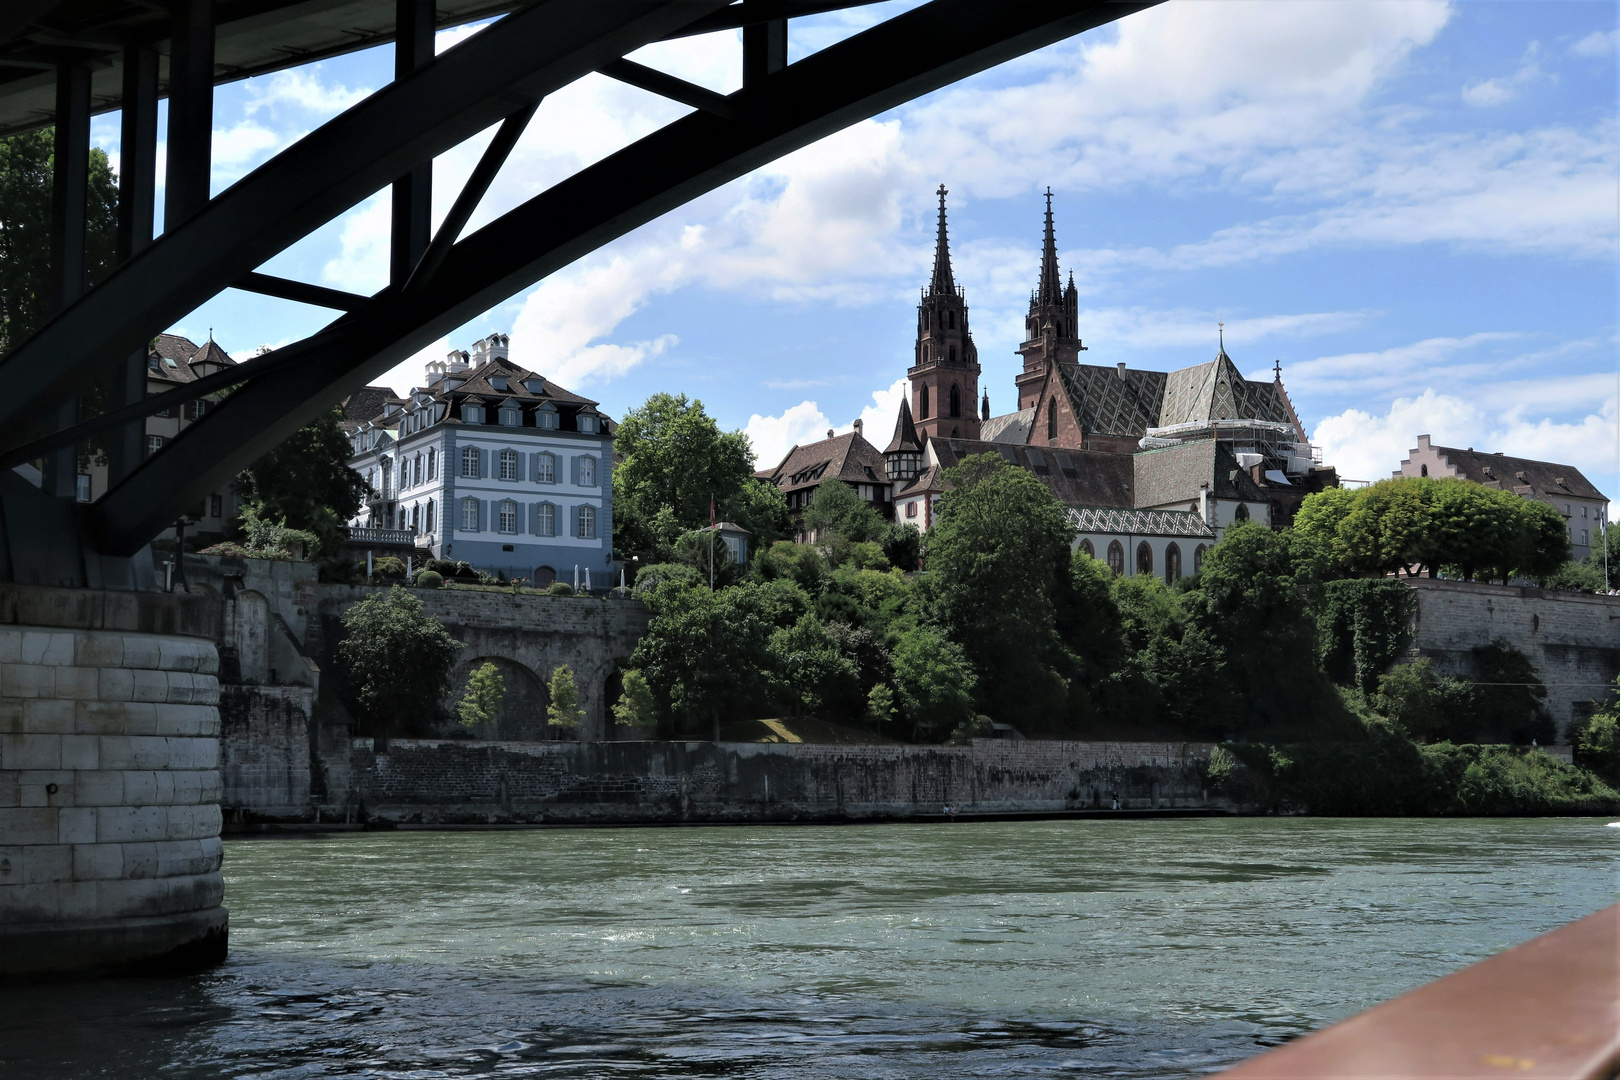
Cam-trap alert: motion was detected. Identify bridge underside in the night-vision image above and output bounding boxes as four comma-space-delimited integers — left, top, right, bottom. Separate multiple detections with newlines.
0, 0, 1156, 587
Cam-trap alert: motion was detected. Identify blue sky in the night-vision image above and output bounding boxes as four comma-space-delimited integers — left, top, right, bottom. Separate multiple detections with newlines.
92, 1, 1618, 493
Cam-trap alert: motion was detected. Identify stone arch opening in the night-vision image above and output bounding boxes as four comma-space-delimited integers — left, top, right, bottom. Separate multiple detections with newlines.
533, 565, 556, 586
445, 656, 549, 740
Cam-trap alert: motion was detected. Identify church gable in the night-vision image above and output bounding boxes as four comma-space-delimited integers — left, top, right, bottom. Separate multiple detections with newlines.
1058, 364, 1166, 438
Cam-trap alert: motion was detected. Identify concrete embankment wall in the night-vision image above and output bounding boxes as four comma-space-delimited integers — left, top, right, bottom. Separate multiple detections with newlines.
349, 738, 1222, 825
1406, 579, 1620, 738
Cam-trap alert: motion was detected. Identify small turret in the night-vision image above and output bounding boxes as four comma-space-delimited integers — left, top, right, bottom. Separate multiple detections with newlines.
884, 396, 922, 482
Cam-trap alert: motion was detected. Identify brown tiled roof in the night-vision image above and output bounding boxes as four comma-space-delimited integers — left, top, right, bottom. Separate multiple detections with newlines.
766, 431, 887, 495
1429, 446, 1607, 503
344, 386, 399, 424
980, 407, 1035, 444
1133, 440, 1267, 507
146, 333, 237, 387
925, 437, 1136, 508
895, 463, 943, 497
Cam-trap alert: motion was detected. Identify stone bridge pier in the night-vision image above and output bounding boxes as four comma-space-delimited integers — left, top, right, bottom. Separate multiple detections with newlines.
0, 585, 227, 979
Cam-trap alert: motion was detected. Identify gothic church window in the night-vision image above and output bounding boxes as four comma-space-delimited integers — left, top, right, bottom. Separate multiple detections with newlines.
948, 310, 956, 330
1107, 541, 1124, 576
1194, 544, 1207, 573
1079, 539, 1094, 558
1136, 541, 1153, 576
1165, 543, 1181, 584
1234, 504, 1250, 523
921, 386, 930, 419
949, 345, 957, 363
949, 384, 961, 418
1047, 399, 1058, 439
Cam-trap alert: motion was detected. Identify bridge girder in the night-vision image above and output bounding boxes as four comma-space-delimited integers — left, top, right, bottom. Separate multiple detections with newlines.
0, 0, 1158, 574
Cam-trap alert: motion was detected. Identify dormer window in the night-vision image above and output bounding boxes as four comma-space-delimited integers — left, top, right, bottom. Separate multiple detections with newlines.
578, 414, 599, 434
523, 377, 545, 394
499, 406, 520, 427
461, 403, 484, 424
536, 405, 559, 430
490, 375, 508, 391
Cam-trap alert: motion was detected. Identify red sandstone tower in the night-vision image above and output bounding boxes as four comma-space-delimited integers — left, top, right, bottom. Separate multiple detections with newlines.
909, 185, 981, 442
1015, 188, 1085, 411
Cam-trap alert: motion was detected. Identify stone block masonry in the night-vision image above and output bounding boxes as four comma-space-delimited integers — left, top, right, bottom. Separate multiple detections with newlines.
1405, 579, 1620, 739
0, 585, 226, 980
350, 738, 1220, 825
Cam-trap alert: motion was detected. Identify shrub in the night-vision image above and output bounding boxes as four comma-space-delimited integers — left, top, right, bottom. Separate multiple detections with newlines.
1573, 709, 1620, 786
612, 669, 658, 728
631, 562, 702, 596
456, 661, 504, 728
424, 558, 459, 577
1375, 660, 1476, 743
547, 665, 585, 728
414, 570, 443, 589
548, 582, 574, 596
371, 556, 406, 583
947, 715, 995, 745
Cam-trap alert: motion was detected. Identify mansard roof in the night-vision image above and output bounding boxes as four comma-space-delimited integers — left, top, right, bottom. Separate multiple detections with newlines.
344, 386, 399, 424
766, 430, 888, 495
1424, 445, 1607, 503
981, 407, 1035, 444
345, 356, 611, 432
1133, 440, 1268, 507
1068, 506, 1215, 539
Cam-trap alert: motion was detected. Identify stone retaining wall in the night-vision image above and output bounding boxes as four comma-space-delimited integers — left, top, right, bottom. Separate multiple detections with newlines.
351, 738, 1220, 824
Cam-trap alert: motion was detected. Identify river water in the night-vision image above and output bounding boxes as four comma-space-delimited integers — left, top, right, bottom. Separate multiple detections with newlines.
3, 817, 1616, 1078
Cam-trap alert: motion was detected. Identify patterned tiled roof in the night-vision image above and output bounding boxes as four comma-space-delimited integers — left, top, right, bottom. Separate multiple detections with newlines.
1067, 506, 1214, 538
1059, 363, 1167, 437
1158, 351, 1296, 431
980, 407, 1035, 444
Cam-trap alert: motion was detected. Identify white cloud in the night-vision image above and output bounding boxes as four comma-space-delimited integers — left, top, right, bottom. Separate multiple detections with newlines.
321, 193, 390, 294
855, 378, 910, 441
745, 400, 835, 469
1461, 43, 1544, 107
1311, 387, 1619, 491
1570, 29, 1617, 59
243, 68, 373, 118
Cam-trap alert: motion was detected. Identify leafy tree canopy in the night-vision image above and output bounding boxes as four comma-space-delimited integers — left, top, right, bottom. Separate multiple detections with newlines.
547, 665, 585, 728
0, 130, 118, 354
802, 479, 887, 543
336, 586, 464, 735
236, 405, 369, 558
457, 661, 505, 728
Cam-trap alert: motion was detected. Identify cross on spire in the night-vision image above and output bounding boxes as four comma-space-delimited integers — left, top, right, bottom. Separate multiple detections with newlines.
1273, 358, 1283, 381
929, 183, 954, 295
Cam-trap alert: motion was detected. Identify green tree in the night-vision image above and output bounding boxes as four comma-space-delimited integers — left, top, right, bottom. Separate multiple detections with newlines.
630, 577, 774, 736
236, 405, 369, 558
612, 669, 658, 728
546, 665, 585, 729
1374, 659, 1476, 743
767, 613, 860, 717
612, 393, 762, 558
752, 539, 826, 592
1467, 639, 1554, 744
336, 586, 464, 735
920, 454, 1075, 724
0, 130, 119, 353
1572, 686, 1620, 785
456, 661, 505, 728
890, 626, 976, 733
865, 682, 896, 728
802, 479, 886, 543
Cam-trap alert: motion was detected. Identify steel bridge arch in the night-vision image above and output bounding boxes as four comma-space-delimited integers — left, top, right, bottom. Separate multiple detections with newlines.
0, 0, 1157, 580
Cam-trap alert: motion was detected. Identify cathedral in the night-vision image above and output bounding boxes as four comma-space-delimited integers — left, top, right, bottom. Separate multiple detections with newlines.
761, 187, 1341, 580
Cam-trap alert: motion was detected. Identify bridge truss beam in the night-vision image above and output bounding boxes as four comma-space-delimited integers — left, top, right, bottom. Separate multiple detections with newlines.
0, 0, 1157, 575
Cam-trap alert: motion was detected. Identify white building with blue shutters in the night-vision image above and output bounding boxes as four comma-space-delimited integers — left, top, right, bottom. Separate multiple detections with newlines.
345, 334, 615, 586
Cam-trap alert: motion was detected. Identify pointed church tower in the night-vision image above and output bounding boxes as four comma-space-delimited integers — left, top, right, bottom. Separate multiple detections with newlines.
1014, 188, 1084, 411
909, 185, 981, 441
884, 395, 922, 482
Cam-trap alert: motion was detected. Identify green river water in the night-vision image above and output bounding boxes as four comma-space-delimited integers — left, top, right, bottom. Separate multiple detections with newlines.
2, 817, 1616, 1078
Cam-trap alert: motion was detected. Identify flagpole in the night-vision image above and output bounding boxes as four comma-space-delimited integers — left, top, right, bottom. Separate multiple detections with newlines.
709, 493, 716, 591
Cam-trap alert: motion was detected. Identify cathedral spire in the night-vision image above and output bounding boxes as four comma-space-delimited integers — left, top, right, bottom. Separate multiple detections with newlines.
929, 184, 954, 295
1037, 187, 1061, 306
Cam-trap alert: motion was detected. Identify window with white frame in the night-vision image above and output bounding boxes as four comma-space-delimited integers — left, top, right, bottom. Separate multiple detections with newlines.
461, 403, 484, 424
499, 407, 520, 427
413, 454, 422, 486
579, 504, 597, 539
461, 497, 479, 530
426, 499, 435, 533
535, 453, 555, 483
461, 446, 479, 477
499, 449, 519, 480
537, 502, 555, 536
536, 407, 558, 430
427, 449, 437, 480
147, 434, 165, 457
499, 500, 518, 533
580, 455, 596, 486
579, 414, 598, 434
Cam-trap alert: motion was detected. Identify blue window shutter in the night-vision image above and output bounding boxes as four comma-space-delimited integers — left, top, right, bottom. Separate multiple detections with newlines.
571, 505, 580, 537
570, 454, 580, 486
529, 502, 539, 535
530, 453, 540, 482
477, 500, 486, 532
479, 448, 487, 479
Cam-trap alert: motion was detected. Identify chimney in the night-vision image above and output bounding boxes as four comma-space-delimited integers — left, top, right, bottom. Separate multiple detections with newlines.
827, 429, 834, 440
1116, 362, 1126, 380
853, 418, 864, 438
486, 333, 509, 362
